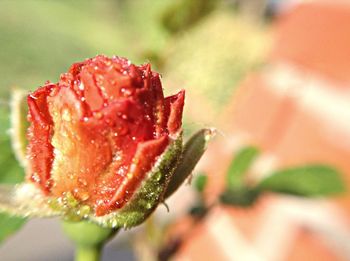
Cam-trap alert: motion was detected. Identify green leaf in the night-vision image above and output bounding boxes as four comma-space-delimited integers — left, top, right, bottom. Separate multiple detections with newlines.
194, 173, 208, 193
257, 165, 346, 197
164, 128, 216, 199
0, 97, 27, 244
226, 146, 259, 190
0, 212, 26, 243
189, 203, 207, 218
0, 136, 25, 185
0, 161, 24, 185
220, 187, 259, 207
0, 105, 25, 185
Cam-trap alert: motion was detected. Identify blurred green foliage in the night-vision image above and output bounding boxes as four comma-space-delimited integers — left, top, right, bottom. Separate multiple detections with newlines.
0, 0, 172, 97
194, 173, 208, 193
257, 165, 346, 196
220, 147, 345, 207
163, 11, 269, 123
226, 146, 259, 190
161, 0, 220, 34
0, 0, 268, 116
0, 106, 26, 244
0, 107, 24, 184
0, 213, 26, 244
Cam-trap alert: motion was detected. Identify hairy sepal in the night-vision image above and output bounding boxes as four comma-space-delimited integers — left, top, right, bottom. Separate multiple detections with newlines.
89, 132, 183, 228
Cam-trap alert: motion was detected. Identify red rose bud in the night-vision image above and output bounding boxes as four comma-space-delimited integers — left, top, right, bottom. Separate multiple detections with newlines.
26, 55, 185, 218
0, 55, 214, 228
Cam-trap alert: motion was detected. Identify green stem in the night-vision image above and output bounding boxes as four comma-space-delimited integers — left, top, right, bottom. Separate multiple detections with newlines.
61, 220, 119, 261
75, 244, 102, 261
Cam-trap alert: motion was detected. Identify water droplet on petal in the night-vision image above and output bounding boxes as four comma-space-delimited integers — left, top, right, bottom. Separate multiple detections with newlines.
93, 112, 103, 119
74, 188, 90, 201
31, 172, 41, 183
62, 109, 72, 122
77, 177, 88, 187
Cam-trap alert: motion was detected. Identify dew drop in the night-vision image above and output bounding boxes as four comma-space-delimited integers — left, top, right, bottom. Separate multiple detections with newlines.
113, 153, 122, 162
62, 109, 72, 122
93, 112, 103, 119
48, 198, 62, 211
146, 202, 152, 209
65, 191, 79, 207
74, 188, 90, 201
117, 125, 129, 136
31, 172, 41, 183
78, 205, 91, 217
77, 177, 88, 187
155, 172, 162, 182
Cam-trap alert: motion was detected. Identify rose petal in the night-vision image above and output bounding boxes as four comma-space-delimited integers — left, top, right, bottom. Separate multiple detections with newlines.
164, 90, 185, 134
48, 87, 113, 201
27, 85, 56, 193
80, 67, 105, 111
95, 135, 169, 216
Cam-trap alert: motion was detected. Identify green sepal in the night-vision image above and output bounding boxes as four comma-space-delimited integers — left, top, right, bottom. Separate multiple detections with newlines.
10, 89, 29, 168
164, 128, 216, 198
90, 133, 183, 228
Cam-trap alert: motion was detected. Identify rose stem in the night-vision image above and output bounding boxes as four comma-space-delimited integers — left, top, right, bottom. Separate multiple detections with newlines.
61, 220, 119, 261
75, 244, 103, 261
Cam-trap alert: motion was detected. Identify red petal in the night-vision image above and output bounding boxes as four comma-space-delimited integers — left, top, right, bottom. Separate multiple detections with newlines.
95, 135, 169, 216
150, 72, 167, 136
80, 56, 144, 111
48, 87, 113, 200
27, 85, 56, 193
80, 67, 105, 111
164, 90, 185, 134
